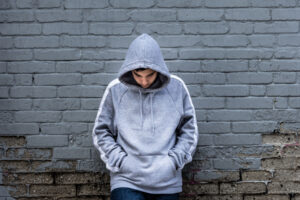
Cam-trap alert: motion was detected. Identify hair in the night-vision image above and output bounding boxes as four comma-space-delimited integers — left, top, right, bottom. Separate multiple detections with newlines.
134, 67, 147, 72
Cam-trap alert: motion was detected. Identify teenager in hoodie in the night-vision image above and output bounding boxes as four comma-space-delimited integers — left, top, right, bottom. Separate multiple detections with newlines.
92, 33, 199, 200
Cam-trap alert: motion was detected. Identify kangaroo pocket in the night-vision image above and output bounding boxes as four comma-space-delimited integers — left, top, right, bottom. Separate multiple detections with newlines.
119, 154, 177, 188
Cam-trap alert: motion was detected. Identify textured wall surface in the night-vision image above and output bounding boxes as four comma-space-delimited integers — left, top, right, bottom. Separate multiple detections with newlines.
1, 0, 300, 199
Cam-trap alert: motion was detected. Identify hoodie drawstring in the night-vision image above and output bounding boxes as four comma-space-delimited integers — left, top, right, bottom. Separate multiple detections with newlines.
139, 89, 143, 129
150, 92, 154, 135
139, 89, 155, 135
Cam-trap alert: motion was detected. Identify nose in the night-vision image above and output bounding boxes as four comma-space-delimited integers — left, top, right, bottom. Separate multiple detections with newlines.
141, 79, 148, 87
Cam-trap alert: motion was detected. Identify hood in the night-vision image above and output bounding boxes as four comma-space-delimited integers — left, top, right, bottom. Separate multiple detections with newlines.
118, 33, 171, 93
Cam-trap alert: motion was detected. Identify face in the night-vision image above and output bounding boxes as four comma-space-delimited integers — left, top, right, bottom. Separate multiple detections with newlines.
131, 68, 158, 89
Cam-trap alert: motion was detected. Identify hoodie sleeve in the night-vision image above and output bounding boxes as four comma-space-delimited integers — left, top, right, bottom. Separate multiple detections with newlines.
92, 85, 127, 173
168, 81, 199, 170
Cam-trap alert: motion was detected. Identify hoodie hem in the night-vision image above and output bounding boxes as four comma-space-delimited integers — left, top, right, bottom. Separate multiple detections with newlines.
110, 182, 182, 194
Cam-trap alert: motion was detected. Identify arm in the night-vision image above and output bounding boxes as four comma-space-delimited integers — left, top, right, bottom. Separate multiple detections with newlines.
92, 85, 127, 173
168, 81, 199, 170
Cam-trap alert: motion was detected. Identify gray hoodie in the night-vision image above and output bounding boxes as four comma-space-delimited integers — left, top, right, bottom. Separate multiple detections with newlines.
92, 33, 199, 194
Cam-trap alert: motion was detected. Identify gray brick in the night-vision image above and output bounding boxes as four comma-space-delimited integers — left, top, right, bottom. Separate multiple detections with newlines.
176, 73, 225, 84
0, 0, 12, 9
41, 123, 88, 135
7, 61, 55, 73
278, 35, 300, 46
250, 0, 296, 7
107, 36, 138, 48
289, 98, 300, 108
15, 74, 32, 85
251, 60, 300, 72
157, 0, 202, 7
229, 22, 253, 34
89, 23, 134, 35
57, 86, 105, 98
156, 35, 202, 47
202, 35, 248, 47
56, 61, 104, 73
179, 49, 225, 59
203, 85, 249, 97
129, 10, 177, 22
84, 9, 129, 22
273, 72, 296, 83
187, 85, 202, 97
53, 147, 90, 160
27, 135, 68, 147
274, 47, 300, 59
0, 123, 39, 135
33, 99, 80, 111
61, 36, 106, 48
249, 85, 266, 96
272, 8, 300, 20
198, 122, 231, 134
227, 72, 272, 84
253, 109, 300, 122
267, 84, 300, 96
63, 111, 95, 122
225, 49, 273, 59
232, 121, 278, 133
104, 61, 124, 73
82, 74, 116, 85
0, 99, 32, 110
64, 0, 108, 8
184, 22, 229, 34
194, 97, 225, 109
227, 97, 273, 109
249, 35, 276, 47
37, 0, 61, 8
36, 10, 82, 22
0, 87, 9, 98
274, 97, 288, 109
202, 60, 248, 72
254, 22, 299, 33
214, 158, 260, 170
43, 23, 88, 35
166, 61, 201, 72
178, 9, 224, 21
34, 49, 81, 61
81, 49, 125, 60
10, 86, 56, 98
110, 0, 155, 8
0, 10, 34, 22
135, 23, 182, 35
14, 36, 59, 48
205, 0, 250, 7
198, 135, 214, 146
0, 23, 41, 35
15, 111, 61, 122
0, 62, 6, 73
16, 0, 32, 8
214, 134, 261, 145
34, 74, 81, 85
0, 50, 33, 61
207, 110, 253, 121
0, 37, 13, 48
195, 110, 206, 121
81, 98, 99, 110
0, 74, 14, 85
73, 134, 93, 147
225, 8, 270, 21
0, 111, 13, 123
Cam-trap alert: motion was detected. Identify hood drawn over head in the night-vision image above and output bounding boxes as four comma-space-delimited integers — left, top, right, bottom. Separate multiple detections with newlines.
118, 33, 170, 93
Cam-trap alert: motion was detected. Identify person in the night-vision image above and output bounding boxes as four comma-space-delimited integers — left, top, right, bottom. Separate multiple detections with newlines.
92, 33, 199, 200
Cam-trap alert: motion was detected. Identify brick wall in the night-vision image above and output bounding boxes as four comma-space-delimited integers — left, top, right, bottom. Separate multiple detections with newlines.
1, 0, 300, 199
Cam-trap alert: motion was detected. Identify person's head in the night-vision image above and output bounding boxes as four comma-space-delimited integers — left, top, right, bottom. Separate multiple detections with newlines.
131, 68, 158, 89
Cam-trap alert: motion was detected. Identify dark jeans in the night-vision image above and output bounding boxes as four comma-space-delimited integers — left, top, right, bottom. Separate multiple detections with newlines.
111, 187, 180, 200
